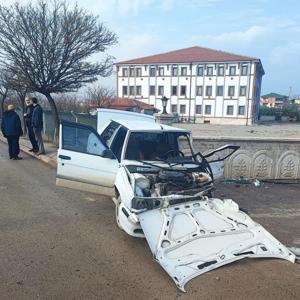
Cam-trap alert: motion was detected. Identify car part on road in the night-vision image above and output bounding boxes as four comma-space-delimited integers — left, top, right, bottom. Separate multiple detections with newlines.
288, 247, 300, 263
139, 197, 296, 292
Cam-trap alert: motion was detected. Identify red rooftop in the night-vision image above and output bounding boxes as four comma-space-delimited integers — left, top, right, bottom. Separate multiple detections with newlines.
116, 46, 259, 65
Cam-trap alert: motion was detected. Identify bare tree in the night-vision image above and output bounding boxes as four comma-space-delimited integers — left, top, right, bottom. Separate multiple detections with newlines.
0, 71, 12, 117
86, 84, 115, 108
52, 94, 89, 113
0, 0, 117, 137
0, 71, 31, 133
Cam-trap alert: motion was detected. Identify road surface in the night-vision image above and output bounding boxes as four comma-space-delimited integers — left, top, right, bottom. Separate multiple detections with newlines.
0, 141, 299, 299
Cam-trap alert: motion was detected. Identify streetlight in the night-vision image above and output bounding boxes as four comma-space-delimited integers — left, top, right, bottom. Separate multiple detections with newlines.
161, 96, 169, 114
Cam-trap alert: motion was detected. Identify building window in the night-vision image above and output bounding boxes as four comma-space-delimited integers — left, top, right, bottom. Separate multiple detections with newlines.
217, 65, 224, 76
206, 86, 212, 97
216, 86, 223, 96
122, 68, 128, 77
129, 86, 135, 95
196, 86, 203, 96
195, 105, 202, 114
180, 85, 186, 96
172, 66, 178, 76
149, 67, 156, 77
238, 105, 245, 115
136, 86, 141, 95
158, 85, 164, 96
197, 66, 203, 76
181, 67, 187, 76
227, 105, 234, 115
129, 67, 135, 77
171, 105, 177, 113
136, 68, 142, 77
122, 86, 128, 96
149, 86, 155, 96
158, 67, 164, 76
228, 86, 235, 97
180, 104, 186, 114
240, 86, 247, 96
241, 65, 248, 76
229, 66, 236, 76
206, 66, 213, 76
171, 86, 177, 96
205, 105, 212, 115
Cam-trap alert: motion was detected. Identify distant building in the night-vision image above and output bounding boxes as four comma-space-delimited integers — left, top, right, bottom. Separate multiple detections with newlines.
115, 46, 264, 125
294, 97, 300, 105
88, 98, 158, 115
260, 93, 289, 108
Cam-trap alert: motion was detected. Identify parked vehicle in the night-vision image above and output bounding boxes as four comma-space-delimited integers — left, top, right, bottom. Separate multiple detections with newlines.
56, 109, 296, 292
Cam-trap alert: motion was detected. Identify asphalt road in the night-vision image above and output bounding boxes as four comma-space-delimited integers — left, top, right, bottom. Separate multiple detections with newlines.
0, 141, 300, 300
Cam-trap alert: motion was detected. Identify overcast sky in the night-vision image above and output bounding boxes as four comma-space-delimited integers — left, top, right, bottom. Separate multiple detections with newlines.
1, 0, 299, 96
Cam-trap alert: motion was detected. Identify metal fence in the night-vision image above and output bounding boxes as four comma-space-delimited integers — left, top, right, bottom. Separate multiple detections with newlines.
43, 110, 97, 142
9, 108, 97, 143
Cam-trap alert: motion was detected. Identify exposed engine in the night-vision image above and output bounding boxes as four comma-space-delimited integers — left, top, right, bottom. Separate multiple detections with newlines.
132, 168, 212, 198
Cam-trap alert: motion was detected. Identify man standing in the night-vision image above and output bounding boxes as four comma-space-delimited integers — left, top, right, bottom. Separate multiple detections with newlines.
32, 97, 45, 155
24, 96, 39, 152
1, 104, 23, 160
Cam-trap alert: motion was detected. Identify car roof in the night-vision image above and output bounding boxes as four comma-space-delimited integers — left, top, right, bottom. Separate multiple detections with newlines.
112, 118, 189, 133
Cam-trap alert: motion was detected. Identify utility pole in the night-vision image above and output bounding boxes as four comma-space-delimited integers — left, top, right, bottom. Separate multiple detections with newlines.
288, 86, 292, 100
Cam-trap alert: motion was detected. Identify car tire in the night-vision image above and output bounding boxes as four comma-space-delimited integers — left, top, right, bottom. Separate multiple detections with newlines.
115, 196, 123, 230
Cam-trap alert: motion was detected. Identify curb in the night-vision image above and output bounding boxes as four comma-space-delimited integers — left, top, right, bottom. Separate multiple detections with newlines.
0, 135, 57, 168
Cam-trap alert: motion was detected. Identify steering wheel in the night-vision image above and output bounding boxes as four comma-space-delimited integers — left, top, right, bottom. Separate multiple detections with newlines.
162, 149, 184, 158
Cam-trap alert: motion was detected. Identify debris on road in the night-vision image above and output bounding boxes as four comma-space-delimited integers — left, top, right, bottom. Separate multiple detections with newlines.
254, 179, 261, 187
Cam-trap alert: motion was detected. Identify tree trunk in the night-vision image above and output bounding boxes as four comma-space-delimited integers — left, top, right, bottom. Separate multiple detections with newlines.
0, 93, 7, 118
44, 93, 60, 143
20, 94, 27, 135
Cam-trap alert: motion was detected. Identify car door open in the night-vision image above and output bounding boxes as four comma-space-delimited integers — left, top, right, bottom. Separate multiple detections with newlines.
196, 145, 240, 180
56, 121, 119, 197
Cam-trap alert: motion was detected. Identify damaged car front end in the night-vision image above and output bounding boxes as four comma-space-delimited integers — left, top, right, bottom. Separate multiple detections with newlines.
56, 109, 297, 292
114, 129, 296, 291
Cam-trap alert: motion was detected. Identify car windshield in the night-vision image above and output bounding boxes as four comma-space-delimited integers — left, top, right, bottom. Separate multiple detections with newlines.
125, 131, 194, 163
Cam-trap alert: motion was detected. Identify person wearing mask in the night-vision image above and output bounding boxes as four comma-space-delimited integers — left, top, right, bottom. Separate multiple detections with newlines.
32, 97, 45, 155
1, 104, 23, 160
24, 96, 39, 152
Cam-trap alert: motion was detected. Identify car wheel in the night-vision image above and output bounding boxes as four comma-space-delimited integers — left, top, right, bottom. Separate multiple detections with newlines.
115, 196, 123, 230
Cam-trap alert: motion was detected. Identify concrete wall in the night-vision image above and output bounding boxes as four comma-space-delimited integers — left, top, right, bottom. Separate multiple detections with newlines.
193, 117, 251, 125
184, 137, 300, 179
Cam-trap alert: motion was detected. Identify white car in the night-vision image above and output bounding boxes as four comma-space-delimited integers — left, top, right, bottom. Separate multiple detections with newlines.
56, 109, 296, 292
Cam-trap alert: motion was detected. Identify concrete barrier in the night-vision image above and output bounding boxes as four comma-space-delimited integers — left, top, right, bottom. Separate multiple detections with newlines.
184, 137, 300, 179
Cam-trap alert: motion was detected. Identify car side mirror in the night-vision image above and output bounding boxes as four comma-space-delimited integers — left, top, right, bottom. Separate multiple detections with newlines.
102, 148, 115, 159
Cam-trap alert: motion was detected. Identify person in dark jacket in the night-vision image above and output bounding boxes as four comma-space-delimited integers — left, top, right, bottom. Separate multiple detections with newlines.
1, 104, 23, 160
32, 97, 45, 155
24, 96, 39, 152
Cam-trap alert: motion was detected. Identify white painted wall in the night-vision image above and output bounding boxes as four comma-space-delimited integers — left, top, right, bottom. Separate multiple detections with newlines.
116, 60, 263, 125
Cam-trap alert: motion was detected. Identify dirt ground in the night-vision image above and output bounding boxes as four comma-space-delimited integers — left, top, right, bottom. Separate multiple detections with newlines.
0, 141, 300, 300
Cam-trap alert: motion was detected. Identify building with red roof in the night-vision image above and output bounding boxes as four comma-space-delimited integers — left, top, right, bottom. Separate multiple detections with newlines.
115, 46, 264, 125
88, 97, 159, 115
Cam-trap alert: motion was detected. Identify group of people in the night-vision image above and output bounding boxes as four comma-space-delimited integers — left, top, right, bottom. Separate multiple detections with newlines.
1, 96, 45, 160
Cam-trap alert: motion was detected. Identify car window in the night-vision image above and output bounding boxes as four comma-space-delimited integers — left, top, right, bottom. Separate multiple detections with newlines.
110, 126, 128, 161
125, 132, 192, 160
100, 121, 120, 145
62, 124, 106, 156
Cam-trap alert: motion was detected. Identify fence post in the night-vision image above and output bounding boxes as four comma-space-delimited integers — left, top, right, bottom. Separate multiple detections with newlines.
71, 111, 78, 123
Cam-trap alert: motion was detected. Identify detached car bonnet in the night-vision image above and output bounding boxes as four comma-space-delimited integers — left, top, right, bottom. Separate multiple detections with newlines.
139, 197, 296, 292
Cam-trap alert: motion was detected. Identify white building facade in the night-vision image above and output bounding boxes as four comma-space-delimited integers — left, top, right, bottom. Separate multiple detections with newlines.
116, 47, 264, 125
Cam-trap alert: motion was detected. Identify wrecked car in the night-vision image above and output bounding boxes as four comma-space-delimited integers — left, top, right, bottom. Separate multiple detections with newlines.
56, 109, 296, 292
